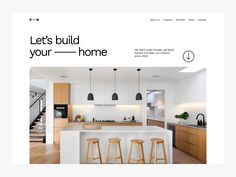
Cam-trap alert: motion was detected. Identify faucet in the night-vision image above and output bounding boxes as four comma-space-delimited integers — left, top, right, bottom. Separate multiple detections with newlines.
196, 113, 206, 127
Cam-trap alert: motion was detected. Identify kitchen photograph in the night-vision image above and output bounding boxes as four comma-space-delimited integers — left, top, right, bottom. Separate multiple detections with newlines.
29, 67, 206, 164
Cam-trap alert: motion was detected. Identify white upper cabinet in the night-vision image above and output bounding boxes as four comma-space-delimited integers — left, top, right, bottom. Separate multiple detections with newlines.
93, 85, 105, 104
117, 85, 129, 105
71, 84, 143, 105
104, 85, 115, 104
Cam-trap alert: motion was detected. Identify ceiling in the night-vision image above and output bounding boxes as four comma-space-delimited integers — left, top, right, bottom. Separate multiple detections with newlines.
30, 67, 202, 84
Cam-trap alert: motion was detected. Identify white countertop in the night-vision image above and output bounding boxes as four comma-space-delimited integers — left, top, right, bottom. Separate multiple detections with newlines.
62, 125, 171, 133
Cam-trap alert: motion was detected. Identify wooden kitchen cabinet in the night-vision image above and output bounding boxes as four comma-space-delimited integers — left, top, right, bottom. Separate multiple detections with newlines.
147, 119, 165, 128
176, 125, 206, 163
54, 83, 70, 104
53, 118, 68, 144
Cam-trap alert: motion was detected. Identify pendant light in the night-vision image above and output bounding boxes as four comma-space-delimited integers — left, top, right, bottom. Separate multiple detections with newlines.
87, 68, 94, 101
112, 68, 118, 100
136, 68, 142, 100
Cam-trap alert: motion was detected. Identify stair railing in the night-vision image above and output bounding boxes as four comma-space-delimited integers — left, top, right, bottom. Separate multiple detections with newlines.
30, 91, 46, 124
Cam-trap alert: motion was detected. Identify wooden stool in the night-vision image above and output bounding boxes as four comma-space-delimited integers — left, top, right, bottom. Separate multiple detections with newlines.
149, 138, 167, 164
85, 138, 102, 164
106, 138, 123, 164
128, 139, 145, 164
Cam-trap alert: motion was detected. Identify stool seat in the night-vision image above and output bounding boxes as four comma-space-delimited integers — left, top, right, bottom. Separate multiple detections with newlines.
108, 138, 121, 143
87, 138, 99, 143
150, 138, 164, 143
131, 139, 144, 144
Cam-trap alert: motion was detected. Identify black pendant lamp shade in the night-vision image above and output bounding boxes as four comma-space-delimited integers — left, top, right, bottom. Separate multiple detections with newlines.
136, 92, 142, 100
87, 68, 94, 101
136, 68, 142, 100
112, 92, 118, 101
112, 68, 118, 100
87, 92, 94, 101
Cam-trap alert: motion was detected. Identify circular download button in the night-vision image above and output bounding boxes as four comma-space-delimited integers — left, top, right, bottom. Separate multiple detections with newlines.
183, 50, 195, 62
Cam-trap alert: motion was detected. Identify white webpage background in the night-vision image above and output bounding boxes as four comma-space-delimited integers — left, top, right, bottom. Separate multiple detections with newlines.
12, 13, 224, 164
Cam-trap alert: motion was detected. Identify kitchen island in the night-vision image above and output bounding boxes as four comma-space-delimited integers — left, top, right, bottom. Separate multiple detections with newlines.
60, 126, 172, 164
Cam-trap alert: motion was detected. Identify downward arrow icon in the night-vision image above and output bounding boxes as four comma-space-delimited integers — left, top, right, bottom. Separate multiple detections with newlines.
187, 53, 190, 60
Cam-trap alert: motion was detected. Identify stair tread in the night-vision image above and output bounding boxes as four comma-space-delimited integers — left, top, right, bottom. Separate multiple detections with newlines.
32, 125, 46, 127
30, 133, 46, 136
36, 123, 46, 126
30, 138, 44, 142
35, 122, 46, 124
30, 129, 45, 132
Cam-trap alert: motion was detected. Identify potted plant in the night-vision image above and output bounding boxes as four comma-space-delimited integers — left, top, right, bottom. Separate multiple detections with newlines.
175, 112, 189, 124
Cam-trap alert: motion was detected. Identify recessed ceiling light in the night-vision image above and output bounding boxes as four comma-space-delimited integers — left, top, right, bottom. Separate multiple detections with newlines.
152, 75, 160, 78
60, 75, 68, 78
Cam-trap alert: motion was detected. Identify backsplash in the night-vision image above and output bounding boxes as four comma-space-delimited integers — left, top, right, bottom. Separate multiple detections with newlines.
72, 105, 143, 122
174, 102, 206, 124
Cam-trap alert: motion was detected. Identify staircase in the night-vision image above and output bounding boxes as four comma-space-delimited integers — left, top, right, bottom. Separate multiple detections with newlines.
30, 108, 46, 143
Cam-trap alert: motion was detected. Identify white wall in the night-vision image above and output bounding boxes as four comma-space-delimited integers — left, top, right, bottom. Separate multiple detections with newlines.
175, 70, 206, 104
46, 81, 53, 144
30, 79, 47, 89
173, 70, 207, 124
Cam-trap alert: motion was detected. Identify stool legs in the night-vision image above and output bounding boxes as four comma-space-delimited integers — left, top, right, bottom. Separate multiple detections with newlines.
128, 141, 145, 164
149, 139, 167, 164
97, 142, 103, 164
128, 143, 133, 163
85, 139, 102, 164
162, 142, 167, 164
91, 144, 94, 164
149, 142, 154, 163
106, 139, 123, 164
86, 142, 90, 164
106, 142, 111, 163
118, 142, 123, 164
141, 144, 145, 164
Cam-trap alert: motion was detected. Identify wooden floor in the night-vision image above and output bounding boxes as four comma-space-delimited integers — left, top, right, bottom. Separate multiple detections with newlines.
30, 143, 202, 164
30, 143, 60, 164
173, 147, 202, 164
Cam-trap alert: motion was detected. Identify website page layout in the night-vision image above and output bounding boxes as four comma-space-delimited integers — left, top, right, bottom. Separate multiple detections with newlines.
11, 13, 224, 165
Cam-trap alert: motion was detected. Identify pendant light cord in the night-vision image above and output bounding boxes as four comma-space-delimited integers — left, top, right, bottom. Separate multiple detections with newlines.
89, 68, 92, 93
114, 68, 116, 93
90, 71, 91, 92
138, 70, 140, 92
137, 68, 141, 92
